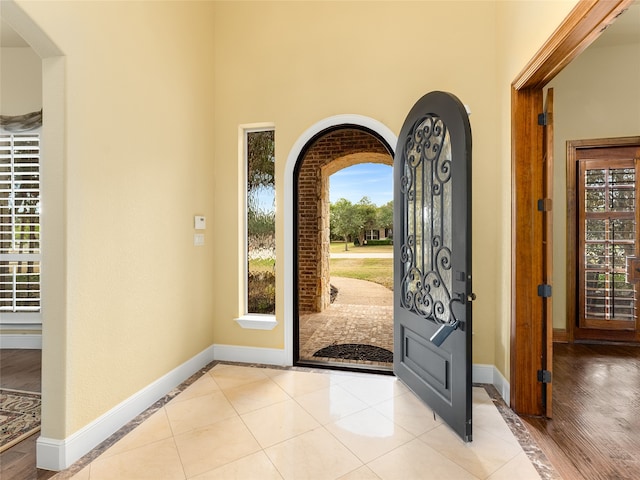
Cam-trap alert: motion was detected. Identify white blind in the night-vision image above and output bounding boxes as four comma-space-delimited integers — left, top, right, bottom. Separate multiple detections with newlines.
0, 132, 41, 313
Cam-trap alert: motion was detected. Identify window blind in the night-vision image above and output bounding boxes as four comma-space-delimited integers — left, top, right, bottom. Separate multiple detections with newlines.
0, 133, 41, 313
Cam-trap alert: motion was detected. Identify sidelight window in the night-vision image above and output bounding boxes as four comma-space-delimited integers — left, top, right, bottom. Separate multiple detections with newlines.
245, 128, 275, 315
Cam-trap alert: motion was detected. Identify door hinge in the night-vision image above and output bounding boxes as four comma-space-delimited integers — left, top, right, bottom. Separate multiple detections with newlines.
537, 198, 552, 212
537, 369, 552, 383
538, 112, 548, 126
537, 284, 552, 297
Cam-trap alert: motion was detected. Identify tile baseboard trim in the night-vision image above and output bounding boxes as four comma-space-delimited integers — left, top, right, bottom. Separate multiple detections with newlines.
36, 344, 215, 471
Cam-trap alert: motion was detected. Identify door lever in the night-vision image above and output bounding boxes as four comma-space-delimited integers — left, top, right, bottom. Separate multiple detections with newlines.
430, 298, 464, 347
430, 319, 459, 347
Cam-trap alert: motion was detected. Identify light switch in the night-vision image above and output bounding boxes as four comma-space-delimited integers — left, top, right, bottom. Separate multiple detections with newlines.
194, 233, 205, 246
194, 215, 206, 230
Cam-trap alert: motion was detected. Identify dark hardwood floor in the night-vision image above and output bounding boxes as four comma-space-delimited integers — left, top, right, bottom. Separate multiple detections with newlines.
522, 343, 640, 480
0, 349, 55, 480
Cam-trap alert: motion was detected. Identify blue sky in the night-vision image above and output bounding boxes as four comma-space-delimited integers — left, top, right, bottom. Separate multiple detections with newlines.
329, 163, 393, 206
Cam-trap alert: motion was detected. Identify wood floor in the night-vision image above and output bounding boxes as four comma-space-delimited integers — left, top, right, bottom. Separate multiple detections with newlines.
0, 349, 55, 480
522, 343, 640, 480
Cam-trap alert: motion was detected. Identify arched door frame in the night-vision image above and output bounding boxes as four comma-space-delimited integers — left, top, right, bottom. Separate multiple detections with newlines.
284, 115, 397, 365
510, 0, 633, 415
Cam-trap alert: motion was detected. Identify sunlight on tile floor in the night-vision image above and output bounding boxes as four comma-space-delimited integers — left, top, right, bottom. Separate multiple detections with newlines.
62, 364, 541, 480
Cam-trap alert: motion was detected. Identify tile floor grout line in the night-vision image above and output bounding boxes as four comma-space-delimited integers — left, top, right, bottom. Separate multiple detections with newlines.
51, 363, 551, 480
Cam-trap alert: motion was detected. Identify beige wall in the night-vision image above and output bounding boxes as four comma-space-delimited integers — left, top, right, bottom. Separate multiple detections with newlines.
211, 0, 502, 362
0, 46, 41, 115
13, 0, 217, 437
549, 38, 640, 330
493, 0, 579, 377
4, 0, 586, 454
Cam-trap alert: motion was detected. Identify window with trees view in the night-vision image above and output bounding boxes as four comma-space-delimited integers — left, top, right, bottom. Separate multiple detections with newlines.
0, 132, 41, 317
578, 157, 637, 326
246, 129, 275, 315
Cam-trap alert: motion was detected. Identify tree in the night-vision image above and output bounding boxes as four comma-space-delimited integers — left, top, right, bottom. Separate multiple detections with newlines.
355, 197, 377, 245
330, 198, 358, 251
377, 200, 393, 232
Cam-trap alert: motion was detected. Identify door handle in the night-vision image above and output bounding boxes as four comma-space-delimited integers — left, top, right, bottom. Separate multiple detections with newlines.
430, 319, 459, 347
430, 297, 464, 347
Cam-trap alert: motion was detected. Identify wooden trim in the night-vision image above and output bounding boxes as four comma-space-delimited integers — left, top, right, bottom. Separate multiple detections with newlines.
510, 0, 633, 416
513, 0, 633, 90
566, 140, 578, 343
511, 86, 544, 414
553, 329, 569, 343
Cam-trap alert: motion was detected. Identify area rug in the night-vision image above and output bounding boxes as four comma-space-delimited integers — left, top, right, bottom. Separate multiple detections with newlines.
313, 343, 394, 363
0, 388, 41, 453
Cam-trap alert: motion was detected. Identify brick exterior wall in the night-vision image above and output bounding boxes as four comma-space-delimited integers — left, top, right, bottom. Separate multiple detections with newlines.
296, 128, 392, 313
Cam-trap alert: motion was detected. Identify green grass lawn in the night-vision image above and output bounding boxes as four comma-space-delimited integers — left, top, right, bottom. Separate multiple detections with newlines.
330, 242, 393, 254
330, 257, 393, 290
249, 246, 393, 290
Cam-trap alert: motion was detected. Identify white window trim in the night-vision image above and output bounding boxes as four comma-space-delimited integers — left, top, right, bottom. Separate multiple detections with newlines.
235, 123, 277, 330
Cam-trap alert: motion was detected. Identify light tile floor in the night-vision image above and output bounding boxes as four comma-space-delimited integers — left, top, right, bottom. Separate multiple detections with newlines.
57, 364, 542, 480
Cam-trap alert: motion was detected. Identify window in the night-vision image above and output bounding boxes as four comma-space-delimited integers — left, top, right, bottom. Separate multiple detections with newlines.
578, 155, 637, 328
245, 128, 275, 316
366, 229, 380, 241
0, 132, 41, 319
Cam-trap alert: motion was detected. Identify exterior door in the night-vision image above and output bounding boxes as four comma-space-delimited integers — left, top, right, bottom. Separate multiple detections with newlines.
393, 91, 473, 442
569, 138, 640, 343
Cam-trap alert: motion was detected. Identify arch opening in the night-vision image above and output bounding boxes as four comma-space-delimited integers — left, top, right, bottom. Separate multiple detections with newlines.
288, 121, 396, 371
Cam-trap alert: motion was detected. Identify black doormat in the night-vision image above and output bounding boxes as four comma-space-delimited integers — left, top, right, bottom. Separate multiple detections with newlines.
313, 344, 393, 363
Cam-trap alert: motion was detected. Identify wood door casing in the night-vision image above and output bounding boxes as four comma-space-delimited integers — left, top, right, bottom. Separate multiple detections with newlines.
541, 89, 553, 417
510, 0, 633, 416
566, 137, 640, 343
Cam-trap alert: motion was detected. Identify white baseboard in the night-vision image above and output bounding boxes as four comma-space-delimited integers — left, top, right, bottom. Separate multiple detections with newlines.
471, 363, 494, 384
473, 363, 510, 406
212, 343, 288, 366
492, 364, 511, 406
36, 345, 511, 471
0, 333, 42, 349
36, 344, 215, 471
211, 346, 511, 405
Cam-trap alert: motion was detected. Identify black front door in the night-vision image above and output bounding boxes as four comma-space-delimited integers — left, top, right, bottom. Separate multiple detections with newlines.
393, 91, 473, 442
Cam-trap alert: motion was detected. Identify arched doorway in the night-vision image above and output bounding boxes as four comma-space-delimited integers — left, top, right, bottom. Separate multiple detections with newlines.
293, 125, 394, 372
283, 115, 397, 368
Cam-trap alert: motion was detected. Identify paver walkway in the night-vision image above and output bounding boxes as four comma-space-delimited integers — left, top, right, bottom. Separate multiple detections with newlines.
299, 276, 393, 369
